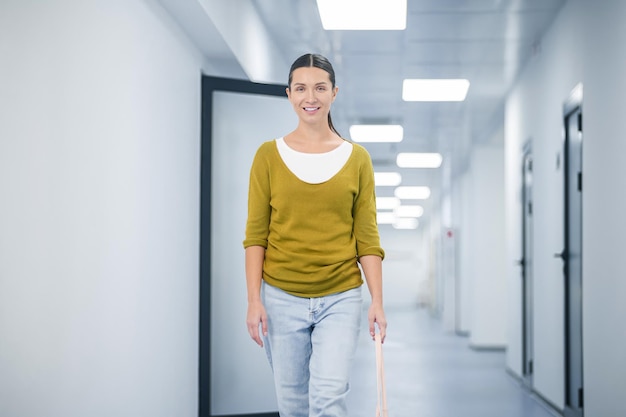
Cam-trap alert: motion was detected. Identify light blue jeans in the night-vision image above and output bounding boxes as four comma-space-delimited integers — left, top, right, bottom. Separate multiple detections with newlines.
261, 281, 363, 417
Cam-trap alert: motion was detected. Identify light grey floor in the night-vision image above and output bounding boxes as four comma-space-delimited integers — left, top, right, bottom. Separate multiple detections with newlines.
346, 306, 560, 417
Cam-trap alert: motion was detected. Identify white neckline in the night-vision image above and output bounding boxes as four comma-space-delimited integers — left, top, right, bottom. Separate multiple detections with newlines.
276, 137, 353, 184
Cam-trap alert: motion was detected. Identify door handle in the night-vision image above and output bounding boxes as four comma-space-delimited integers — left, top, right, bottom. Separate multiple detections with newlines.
554, 250, 566, 260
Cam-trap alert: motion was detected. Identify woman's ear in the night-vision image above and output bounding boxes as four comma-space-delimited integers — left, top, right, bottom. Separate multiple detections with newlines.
285, 87, 291, 99
332, 86, 338, 101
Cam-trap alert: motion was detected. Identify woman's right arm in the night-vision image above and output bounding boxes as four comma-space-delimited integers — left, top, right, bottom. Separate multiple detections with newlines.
245, 245, 267, 347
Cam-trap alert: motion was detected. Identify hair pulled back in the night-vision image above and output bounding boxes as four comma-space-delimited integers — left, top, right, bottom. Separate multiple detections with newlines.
288, 53, 341, 137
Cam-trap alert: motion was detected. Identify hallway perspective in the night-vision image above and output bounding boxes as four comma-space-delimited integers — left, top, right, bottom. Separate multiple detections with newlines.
346, 306, 559, 417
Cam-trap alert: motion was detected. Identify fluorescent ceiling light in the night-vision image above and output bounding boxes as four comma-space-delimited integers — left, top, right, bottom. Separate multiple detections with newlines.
376, 197, 401, 210
402, 79, 470, 101
350, 125, 403, 143
395, 186, 431, 200
374, 172, 402, 186
316, 0, 407, 30
393, 218, 419, 230
377, 212, 396, 225
397, 153, 443, 168
394, 205, 424, 218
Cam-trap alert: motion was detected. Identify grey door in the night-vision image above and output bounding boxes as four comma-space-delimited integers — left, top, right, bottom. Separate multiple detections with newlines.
562, 86, 584, 417
521, 147, 534, 386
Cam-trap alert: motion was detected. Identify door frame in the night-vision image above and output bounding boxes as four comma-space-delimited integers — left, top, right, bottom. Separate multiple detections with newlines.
562, 82, 584, 417
520, 142, 534, 387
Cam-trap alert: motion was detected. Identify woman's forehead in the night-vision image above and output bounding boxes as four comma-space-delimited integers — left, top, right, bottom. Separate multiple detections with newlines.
291, 67, 331, 84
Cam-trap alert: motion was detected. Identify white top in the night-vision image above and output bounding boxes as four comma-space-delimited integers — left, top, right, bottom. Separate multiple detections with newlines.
276, 137, 353, 184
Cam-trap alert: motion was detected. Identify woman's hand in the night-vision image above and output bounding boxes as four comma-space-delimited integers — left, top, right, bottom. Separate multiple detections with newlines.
246, 300, 268, 347
368, 302, 387, 343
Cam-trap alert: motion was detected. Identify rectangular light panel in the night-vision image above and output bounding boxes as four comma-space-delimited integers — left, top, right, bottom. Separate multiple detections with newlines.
402, 79, 470, 101
397, 153, 443, 168
394, 205, 424, 218
317, 0, 407, 30
393, 218, 419, 230
350, 125, 403, 143
377, 212, 396, 225
376, 197, 401, 210
374, 172, 402, 186
395, 186, 431, 200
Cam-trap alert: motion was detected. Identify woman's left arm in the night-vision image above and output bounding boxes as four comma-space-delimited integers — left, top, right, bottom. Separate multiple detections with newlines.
360, 254, 387, 343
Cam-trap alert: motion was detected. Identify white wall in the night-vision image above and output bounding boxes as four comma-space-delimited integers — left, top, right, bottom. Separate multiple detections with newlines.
0, 1, 201, 416
378, 227, 424, 310
506, 3, 626, 414
467, 145, 507, 348
581, 2, 626, 416
452, 135, 507, 344
198, 0, 288, 84
502, 0, 626, 413
455, 172, 473, 334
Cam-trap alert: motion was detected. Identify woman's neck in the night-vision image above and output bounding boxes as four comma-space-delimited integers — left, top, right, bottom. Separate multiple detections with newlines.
284, 125, 343, 153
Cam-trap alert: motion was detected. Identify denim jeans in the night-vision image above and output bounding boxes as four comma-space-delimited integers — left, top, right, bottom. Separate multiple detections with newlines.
261, 281, 363, 417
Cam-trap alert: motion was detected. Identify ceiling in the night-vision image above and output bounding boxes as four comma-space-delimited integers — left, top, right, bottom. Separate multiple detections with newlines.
159, 0, 566, 227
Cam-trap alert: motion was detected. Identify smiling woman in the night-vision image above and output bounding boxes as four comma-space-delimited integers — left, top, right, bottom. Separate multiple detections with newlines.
243, 53, 387, 417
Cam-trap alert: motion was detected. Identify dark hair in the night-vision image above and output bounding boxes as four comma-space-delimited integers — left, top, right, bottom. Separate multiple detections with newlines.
288, 53, 341, 137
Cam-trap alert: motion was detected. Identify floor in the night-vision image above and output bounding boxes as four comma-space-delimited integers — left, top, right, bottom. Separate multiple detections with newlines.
346, 306, 560, 417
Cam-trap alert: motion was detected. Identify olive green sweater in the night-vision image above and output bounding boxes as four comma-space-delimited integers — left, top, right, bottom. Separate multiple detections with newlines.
243, 139, 384, 297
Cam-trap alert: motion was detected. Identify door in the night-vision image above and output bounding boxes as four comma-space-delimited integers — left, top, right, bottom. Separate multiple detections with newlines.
199, 76, 296, 417
562, 84, 584, 417
521, 146, 534, 386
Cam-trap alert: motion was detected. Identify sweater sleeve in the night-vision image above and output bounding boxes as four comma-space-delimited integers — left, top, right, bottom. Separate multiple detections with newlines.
243, 142, 272, 249
352, 145, 385, 259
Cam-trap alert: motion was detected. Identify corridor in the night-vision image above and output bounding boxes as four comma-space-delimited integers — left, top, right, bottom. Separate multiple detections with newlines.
3, 1, 626, 417
347, 306, 558, 417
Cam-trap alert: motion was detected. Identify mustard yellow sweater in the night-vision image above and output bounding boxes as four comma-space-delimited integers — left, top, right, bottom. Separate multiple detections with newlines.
243, 139, 384, 297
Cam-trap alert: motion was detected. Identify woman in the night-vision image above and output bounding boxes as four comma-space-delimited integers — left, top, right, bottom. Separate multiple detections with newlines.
243, 53, 386, 417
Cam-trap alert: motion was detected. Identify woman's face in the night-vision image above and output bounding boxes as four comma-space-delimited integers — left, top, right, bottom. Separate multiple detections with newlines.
287, 66, 338, 125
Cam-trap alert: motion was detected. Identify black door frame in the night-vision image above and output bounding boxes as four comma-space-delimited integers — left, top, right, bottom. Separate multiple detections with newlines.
562, 83, 584, 417
520, 142, 534, 387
